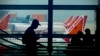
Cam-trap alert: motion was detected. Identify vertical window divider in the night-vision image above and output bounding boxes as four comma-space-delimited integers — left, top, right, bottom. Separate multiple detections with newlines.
48, 0, 53, 55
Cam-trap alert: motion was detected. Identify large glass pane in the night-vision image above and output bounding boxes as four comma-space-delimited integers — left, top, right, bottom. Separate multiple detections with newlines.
0, 10, 48, 50
53, 0, 98, 5
0, 0, 48, 5
52, 10, 96, 55
0, 10, 48, 34
53, 10, 96, 44
53, 10, 96, 34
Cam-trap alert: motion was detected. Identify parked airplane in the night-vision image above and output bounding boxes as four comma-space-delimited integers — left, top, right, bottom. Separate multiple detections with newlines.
0, 13, 87, 43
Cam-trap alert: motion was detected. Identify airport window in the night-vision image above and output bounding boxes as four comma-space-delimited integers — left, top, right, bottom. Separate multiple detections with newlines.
53, 10, 97, 44
0, 10, 48, 34
52, 0, 97, 55
0, 0, 98, 56
53, 10, 96, 34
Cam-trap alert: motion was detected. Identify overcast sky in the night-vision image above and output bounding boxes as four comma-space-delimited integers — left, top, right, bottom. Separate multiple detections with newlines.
3, 10, 95, 23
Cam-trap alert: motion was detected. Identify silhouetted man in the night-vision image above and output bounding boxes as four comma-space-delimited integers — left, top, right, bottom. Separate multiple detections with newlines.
83, 28, 94, 46
66, 31, 84, 56
22, 19, 40, 56
71, 31, 83, 46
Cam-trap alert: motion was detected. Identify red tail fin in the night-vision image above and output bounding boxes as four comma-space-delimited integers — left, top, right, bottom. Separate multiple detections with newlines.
63, 15, 87, 42
0, 14, 10, 30
64, 15, 87, 34
69, 15, 87, 34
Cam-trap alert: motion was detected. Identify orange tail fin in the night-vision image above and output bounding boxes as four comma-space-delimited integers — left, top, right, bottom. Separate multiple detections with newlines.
0, 14, 10, 30
63, 15, 87, 42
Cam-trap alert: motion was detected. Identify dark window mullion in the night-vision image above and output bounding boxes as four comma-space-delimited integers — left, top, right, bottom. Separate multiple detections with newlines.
0, 5, 48, 10
48, 0, 53, 55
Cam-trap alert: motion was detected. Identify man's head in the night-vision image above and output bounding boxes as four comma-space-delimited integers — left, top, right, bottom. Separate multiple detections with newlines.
31, 19, 41, 29
85, 28, 91, 35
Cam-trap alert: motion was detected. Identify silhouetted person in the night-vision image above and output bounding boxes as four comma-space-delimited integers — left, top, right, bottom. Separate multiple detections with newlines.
66, 31, 84, 56
22, 19, 40, 56
82, 28, 95, 56
82, 28, 94, 46
70, 31, 83, 46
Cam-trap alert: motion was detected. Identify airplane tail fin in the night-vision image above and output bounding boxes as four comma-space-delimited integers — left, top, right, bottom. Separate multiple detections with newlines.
63, 15, 87, 42
0, 14, 10, 30
64, 15, 87, 34
69, 15, 87, 34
